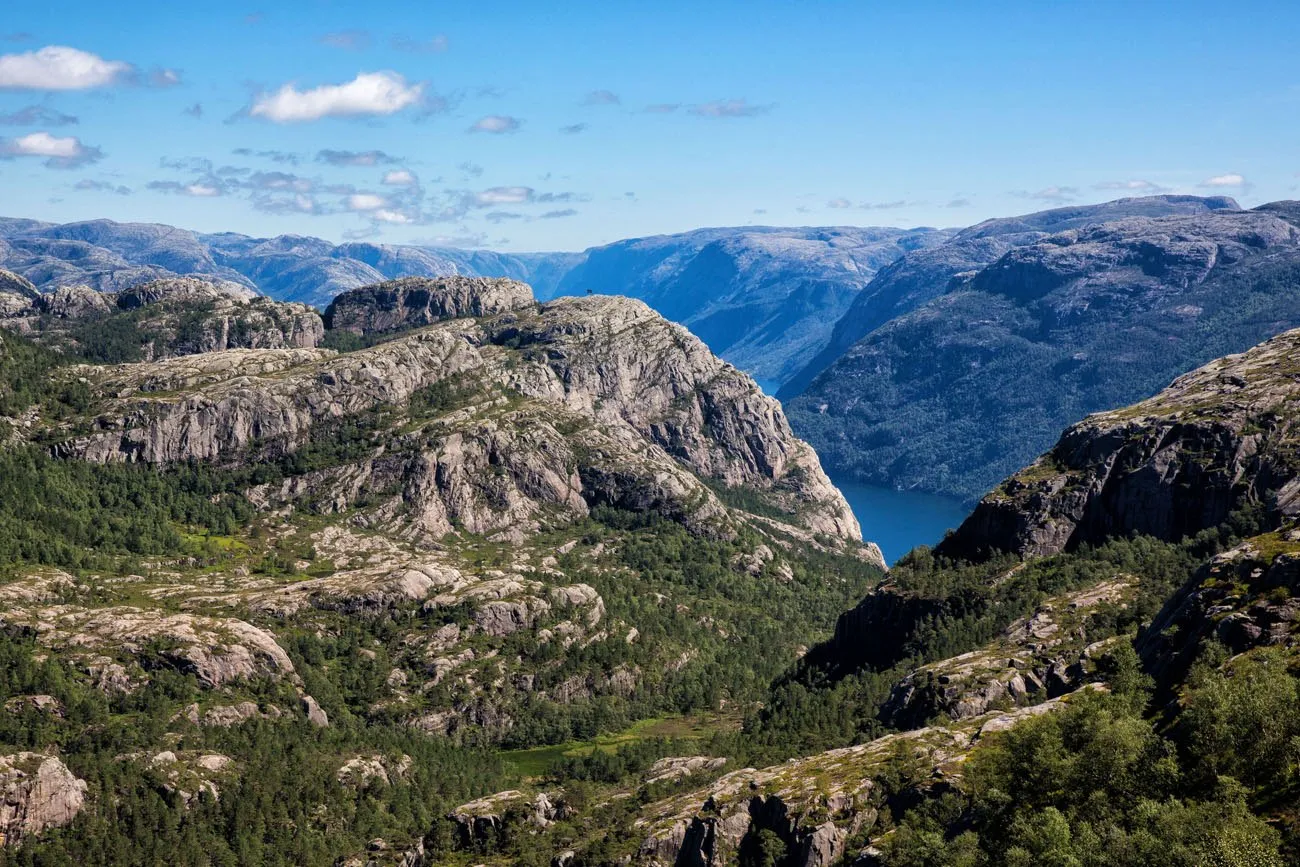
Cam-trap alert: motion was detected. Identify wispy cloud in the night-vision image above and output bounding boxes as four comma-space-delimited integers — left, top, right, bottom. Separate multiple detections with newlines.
583, 89, 619, 106
249, 71, 424, 122
469, 114, 520, 134
560, 123, 588, 134
827, 197, 852, 209
1095, 179, 1170, 194
391, 34, 448, 53
319, 29, 371, 50
0, 104, 77, 126
0, 131, 101, 167
183, 102, 203, 118
148, 67, 182, 88
688, 98, 773, 118
458, 161, 483, 178
1014, 185, 1079, 203
74, 179, 131, 195
643, 103, 679, 113
0, 45, 133, 90
945, 197, 971, 208
541, 208, 577, 219
232, 147, 300, 165
147, 178, 227, 197
315, 148, 398, 166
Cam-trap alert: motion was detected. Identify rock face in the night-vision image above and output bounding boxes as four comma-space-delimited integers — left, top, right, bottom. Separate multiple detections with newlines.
0, 268, 37, 300
942, 326, 1300, 559
785, 197, 1300, 502
0, 753, 88, 846
66, 293, 862, 545
324, 275, 535, 336
1138, 532, 1300, 687
0, 276, 324, 360
635, 699, 1081, 867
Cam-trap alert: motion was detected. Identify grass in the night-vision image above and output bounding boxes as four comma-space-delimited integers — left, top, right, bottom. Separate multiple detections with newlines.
497, 712, 740, 779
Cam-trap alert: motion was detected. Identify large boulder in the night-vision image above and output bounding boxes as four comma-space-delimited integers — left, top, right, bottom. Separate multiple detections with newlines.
0, 753, 87, 846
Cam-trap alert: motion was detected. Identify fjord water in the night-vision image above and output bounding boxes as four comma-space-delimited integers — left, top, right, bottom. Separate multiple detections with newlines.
758, 378, 969, 562
832, 478, 970, 565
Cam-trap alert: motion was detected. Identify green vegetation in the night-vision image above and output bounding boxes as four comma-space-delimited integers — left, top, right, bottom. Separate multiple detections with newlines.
790, 252, 1300, 503
879, 647, 1295, 866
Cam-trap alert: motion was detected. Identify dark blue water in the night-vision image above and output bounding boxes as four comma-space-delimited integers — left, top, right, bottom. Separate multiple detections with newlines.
832, 478, 970, 565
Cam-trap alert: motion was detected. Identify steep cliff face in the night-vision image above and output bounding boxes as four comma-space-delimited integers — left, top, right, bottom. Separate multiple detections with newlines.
0, 753, 87, 847
0, 277, 324, 361
787, 199, 1300, 502
0, 269, 37, 300
941, 326, 1300, 559
60, 293, 860, 545
323, 276, 535, 336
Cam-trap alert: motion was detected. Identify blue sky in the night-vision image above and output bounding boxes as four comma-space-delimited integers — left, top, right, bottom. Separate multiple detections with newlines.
0, 0, 1295, 251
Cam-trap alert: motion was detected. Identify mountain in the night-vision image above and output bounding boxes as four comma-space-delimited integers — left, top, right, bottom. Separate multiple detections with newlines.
423, 325, 1300, 866
0, 218, 581, 308
552, 226, 953, 387
785, 197, 1300, 502
0, 218, 951, 391
0, 274, 885, 860
779, 194, 1240, 398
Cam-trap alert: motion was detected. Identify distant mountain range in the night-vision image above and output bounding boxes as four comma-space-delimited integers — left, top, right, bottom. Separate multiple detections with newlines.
0, 218, 941, 388
784, 195, 1300, 502
11, 195, 1300, 507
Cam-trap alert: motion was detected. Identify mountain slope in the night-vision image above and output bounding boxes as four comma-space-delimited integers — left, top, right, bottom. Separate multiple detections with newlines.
554, 226, 953, 386
780, 194, 1240, 398
786, 199, 1300, 502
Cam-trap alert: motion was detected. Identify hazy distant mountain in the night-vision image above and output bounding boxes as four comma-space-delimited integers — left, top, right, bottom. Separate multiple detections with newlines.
551, 226, 954, 386
785, 197, 1300, 502
0, 219, 581, 308
780, 195, 1241, 398
0, 218, 953, 391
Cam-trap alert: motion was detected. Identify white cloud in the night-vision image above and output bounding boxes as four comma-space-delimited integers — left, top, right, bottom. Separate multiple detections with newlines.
316, 148, 397, 166
827, 197, 852, 209
382, 169, 416, 186
474, 186, 532, 205
469, 114, 520, 134
250, 71, 423, 123
583, 89, 619, 105
1201, 173, 1246, 187
346, 193, 389, 211
372, 209, 413, 224
185, 182, 222, 197
0, 45, 132, 90
0, 130, 101, 167
149, 67, 182, 88
319, 30, 371, 50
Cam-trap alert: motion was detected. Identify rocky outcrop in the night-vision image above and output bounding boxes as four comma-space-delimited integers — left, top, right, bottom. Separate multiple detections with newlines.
0, 276, 324, 360
0, 753, 87, 846
942, 326, 1300, 560
0, 268, 37, 300
635, 697, 1086, 867
880, 580, 1132, 728
324, 275, 534, 336
65, 293, 862, 545
448, 790, 567, 847
1137, 531, 1300, 687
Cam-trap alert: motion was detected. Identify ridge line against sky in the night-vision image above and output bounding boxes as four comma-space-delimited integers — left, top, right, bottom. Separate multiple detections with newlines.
0, 0, 1295, 252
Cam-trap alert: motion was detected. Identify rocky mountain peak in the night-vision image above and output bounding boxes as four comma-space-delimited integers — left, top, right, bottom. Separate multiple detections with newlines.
0, 269, 37, 301
323, 275, 535, 336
